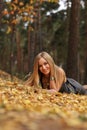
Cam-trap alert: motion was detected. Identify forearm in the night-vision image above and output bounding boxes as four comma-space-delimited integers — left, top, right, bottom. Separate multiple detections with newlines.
50, 80, 56, 89
50, 76, 58, 90
46, 89, 57, 94
50, 76, 60, 91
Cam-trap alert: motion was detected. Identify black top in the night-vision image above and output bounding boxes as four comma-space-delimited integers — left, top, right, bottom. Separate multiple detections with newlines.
59, 78, 87, 95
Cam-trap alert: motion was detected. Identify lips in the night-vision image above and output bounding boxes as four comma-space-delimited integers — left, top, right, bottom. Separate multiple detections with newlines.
43, 70, 50, 75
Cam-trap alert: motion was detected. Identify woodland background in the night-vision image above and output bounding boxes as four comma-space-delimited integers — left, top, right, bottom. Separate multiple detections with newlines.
0, 1, 87, 130
0, 0, 87, 84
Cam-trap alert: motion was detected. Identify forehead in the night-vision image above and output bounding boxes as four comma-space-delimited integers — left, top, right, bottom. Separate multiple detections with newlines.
38, 57, 47, 65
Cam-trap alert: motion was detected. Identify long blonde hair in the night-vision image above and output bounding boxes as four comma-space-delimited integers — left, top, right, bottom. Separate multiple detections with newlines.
25, 52, 66, 89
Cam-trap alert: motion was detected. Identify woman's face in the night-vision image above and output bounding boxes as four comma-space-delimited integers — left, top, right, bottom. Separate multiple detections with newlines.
38, 57, 51, 76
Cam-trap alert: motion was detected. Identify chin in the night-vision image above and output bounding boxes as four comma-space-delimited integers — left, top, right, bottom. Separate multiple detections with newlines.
44, 72, 50, 76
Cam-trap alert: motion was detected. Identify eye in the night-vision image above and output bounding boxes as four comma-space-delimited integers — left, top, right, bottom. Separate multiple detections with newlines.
44, 62, 48, 66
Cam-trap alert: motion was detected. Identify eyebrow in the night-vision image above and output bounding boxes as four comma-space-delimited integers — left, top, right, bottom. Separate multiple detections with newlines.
39, 61, 48, 67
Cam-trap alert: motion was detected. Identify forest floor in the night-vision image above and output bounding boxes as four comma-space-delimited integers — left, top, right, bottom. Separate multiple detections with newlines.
0, 70, 87, 130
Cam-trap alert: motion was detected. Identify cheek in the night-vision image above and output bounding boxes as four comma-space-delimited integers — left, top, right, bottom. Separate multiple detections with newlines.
47, 64, 50, 70
39, 67, 42, 72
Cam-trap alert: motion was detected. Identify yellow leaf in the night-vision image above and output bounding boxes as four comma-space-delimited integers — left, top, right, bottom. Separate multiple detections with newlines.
2, 9, 8, 15
19, 2, 24, 6
11, 19, 18, 24
11, 3, 17, 11
13, 0, 18, 4
6, 26, 12, 34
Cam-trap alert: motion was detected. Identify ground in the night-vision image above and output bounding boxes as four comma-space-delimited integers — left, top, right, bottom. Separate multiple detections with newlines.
0, 70, 87, 130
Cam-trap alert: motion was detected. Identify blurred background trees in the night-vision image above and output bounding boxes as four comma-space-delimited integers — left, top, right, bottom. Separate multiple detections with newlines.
0, 0, 87, 84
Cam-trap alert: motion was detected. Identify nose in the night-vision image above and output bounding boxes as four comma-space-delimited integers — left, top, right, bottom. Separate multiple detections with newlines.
42, 65, 46, 70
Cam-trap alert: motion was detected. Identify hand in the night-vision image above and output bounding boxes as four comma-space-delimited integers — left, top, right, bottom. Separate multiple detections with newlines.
46, 89, 57, 94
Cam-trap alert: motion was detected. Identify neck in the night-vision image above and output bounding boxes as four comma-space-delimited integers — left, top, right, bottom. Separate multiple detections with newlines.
43, 74, 50, 78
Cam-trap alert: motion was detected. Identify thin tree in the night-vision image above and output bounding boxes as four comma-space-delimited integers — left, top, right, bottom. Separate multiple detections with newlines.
0, 0, 4, 26
27, 1, 42, 72
66, 0, 80, 80
16, 28, 23, 73
84, 0, 87, 84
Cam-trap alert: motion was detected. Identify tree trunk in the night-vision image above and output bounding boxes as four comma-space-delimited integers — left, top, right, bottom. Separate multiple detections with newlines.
0, 0, 4, 27
65, 0, 70, 43
84, 0, 87, 84
10, 28, 15, 80
27, 27, 36, 73
16, 29, 22, 73
66, 0, 80, 80
27, 1, 42, 73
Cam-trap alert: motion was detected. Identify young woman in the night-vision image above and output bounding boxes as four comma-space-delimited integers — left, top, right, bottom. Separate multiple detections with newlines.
25, 51, 87, 95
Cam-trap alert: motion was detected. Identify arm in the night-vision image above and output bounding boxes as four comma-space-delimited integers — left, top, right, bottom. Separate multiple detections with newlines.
50, 76, 57, 89
49, 67, 66, 92
48, 76, 58, 93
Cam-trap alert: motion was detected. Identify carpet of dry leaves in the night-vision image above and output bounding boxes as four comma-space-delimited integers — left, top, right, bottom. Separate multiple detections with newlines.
0, 70, 87, 130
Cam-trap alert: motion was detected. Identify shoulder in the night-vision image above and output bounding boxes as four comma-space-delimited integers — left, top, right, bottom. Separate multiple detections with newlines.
55, 65, 65, 73
55, 65, 66, 81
